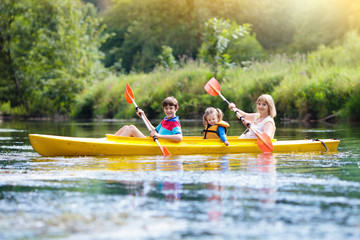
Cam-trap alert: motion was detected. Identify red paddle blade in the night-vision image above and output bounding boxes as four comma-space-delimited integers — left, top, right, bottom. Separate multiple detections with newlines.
160, 146, 171, 156
125, 83, 134, 104
204, 77, 221, 96
256, 133, 274, 153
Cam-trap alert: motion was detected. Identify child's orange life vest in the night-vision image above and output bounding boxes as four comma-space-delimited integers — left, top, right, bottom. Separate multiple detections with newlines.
202, 121, 230, 139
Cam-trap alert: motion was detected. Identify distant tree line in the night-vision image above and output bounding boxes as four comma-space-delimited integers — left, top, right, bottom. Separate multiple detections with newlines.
96, 0, 358, 72
0, 0, 107, 115
1, 0, 360, 118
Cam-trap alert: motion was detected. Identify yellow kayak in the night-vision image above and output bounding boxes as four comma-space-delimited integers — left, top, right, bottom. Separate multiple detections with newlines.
29, 134, 340, 157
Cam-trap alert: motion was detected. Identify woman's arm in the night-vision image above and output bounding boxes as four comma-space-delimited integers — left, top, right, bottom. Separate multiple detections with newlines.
228, 103, 256, 121
263, 121, 275, 139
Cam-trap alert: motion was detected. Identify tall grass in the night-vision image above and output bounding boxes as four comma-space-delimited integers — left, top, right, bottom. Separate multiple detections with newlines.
72, 62, 213, 119
0, 101, 27, 117
73, 31, 360, 121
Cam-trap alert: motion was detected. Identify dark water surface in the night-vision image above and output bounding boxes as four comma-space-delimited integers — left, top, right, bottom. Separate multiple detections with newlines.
0, 119, 359, 240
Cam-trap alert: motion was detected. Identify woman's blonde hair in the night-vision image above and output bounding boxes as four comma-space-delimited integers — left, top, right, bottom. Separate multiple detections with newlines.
257, 94, 276, 118
202, 107, 224, 127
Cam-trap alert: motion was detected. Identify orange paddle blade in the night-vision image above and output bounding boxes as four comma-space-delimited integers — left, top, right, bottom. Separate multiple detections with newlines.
204, 77, 221, 96
256, 133, 274, 153
160, 146, 172, 156
125, 83, 134, 104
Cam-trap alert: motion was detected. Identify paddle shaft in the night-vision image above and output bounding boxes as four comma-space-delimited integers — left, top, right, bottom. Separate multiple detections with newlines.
204, 78, 274, 152
232, 107, 274, 151
230, 107, 272, 150
210, 84, 273, 151
208, 83, 247, 125
124, 83, 170, 156
212, 87, 248, 122
131, 101, 162, 145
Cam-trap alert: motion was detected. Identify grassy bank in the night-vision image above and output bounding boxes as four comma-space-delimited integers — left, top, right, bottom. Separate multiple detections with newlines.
72, 31, 360, 122
2, 32, 359, 122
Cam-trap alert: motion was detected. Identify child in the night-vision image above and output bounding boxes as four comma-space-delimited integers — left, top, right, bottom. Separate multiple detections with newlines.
202, 107, 230, 146
114, 96, 182, 142
228, 94, 276, 139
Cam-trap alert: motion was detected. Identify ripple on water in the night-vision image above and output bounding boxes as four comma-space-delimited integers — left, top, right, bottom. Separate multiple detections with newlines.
0, 150, 360, 239
0, 137, 13, 140
0, 128, 26, 133
301, 129, 337, 133
1, 145, 34, 150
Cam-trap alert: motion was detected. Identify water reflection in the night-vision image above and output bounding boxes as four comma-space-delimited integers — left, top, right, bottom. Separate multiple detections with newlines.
29, 153, 279, 210
2, 120, 360, 239
32, 153, 279, 173
253, 153, 277, 204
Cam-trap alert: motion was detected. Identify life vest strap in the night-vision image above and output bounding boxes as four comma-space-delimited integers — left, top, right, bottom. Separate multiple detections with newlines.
202, 122, 229, 139
201, 124, 218, 139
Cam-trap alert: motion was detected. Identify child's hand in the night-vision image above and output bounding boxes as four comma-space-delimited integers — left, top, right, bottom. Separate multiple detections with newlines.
150, 131, 159, 138
224, 141, 229, 146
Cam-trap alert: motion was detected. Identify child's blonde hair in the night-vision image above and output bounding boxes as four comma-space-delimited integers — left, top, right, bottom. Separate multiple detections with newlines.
257, 94, 276, 118
202, 107, 223, 127
163, 96, 178, 109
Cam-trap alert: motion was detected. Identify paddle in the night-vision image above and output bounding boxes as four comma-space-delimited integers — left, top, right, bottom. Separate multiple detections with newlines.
204, 77, 274, 153
125, 83, 171, 156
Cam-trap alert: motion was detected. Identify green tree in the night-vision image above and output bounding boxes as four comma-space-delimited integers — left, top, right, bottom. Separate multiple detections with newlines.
0, 0, 25, 106
199, 18, 251, 78
100, 0, 356, 72
101, 0, 203, 72
0, 0, 108, 115
226, 32, 265, 65
158, 45, 176, 70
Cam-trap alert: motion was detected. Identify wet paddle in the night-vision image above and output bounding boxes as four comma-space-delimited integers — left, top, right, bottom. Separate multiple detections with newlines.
125, 83, 171, 156
204, 77, 274, 153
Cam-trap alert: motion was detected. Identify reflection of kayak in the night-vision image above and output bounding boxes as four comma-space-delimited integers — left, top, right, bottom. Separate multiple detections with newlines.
29, 134, 340, 157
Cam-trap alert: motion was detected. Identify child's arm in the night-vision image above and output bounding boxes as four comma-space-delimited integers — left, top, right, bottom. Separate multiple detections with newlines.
217, 127, 229, 146
136, 109, 156, 131
152, 133, 182, 142
150, 123, 183, 142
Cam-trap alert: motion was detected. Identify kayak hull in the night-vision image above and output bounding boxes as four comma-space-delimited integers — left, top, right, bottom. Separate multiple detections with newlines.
29, 134, 340, 157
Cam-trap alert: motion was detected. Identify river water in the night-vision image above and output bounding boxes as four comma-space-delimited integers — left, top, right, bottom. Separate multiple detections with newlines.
0, 119, 359, 240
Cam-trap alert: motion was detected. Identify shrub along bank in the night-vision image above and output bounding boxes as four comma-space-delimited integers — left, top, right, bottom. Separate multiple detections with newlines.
2, 32, 360, 122
73, 32, 360, 121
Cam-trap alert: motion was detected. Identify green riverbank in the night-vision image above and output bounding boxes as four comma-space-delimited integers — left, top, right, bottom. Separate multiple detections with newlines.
71, 38, 360, 122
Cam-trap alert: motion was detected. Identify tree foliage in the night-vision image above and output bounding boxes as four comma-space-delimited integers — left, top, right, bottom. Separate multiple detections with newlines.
198, 18, 262, 79
157, 45, 176, 70
0, 0, 107, 115
101, 0, 203, 72
2, 0, 360, 119
100, 0, 357, 72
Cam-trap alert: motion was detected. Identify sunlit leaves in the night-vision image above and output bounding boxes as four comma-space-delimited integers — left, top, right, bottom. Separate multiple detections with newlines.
0, 0, 108, 115
199, 18, 252, 79
157, 45, 176, 70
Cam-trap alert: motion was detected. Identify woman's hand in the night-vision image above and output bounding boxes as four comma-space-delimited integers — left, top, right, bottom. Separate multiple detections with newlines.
242, 119, 252, 128
224, 140, 229, 146
228, 103, 236, 111
229, 103, 241, 114
136, 109, 145, 118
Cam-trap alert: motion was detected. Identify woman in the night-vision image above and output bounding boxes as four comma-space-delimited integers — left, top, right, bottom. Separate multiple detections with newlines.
229, 94, 276, 139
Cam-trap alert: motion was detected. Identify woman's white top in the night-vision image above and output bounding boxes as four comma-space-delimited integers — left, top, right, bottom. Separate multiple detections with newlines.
239, 113, 276, 139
